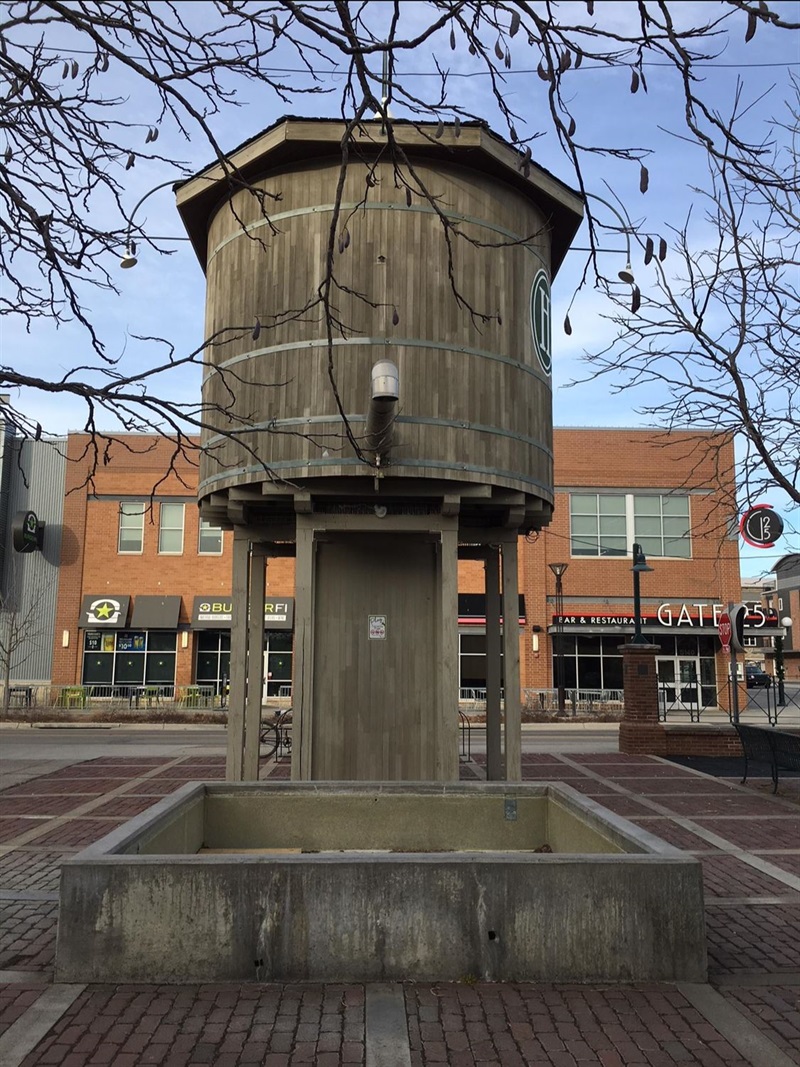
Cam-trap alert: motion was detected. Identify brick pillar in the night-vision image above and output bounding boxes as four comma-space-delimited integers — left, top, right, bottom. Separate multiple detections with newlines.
618, 643, 667, 755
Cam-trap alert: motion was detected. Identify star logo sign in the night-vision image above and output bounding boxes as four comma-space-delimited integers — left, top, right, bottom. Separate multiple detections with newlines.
88, 598, 121, 625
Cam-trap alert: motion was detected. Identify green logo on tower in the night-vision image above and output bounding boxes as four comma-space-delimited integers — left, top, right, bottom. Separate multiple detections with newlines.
530, 269, 552, 376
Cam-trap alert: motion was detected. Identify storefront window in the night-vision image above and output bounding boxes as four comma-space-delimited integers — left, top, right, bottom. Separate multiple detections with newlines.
265, 631, 293, 697
82, 630, 177, 692
553, 635, 623, 692
458, 633, 505, 694
196, 630, 231, 695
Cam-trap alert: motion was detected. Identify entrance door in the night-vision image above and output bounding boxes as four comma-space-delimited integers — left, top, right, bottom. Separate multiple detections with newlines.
657, 659, 677, 709
677, 658, 701, 718
657, 657, 703, 719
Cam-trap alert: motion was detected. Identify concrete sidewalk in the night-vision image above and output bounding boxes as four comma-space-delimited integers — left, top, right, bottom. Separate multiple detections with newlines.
1, 750, 799, 1066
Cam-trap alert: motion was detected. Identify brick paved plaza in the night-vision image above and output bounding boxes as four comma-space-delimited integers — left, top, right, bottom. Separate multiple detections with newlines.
1, 742, 799, 1066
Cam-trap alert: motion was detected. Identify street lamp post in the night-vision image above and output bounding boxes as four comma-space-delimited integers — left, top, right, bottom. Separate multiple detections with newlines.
631, 543, 653, 645
549, 562, 569, 715
765, 591, 792, 706
775, 616, 793, 706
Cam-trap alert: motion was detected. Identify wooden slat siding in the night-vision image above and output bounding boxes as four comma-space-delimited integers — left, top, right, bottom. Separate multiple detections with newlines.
242, 545, 266, 781
485, 548, 503, 780
198, 158, 552, 508
438, 524, 460, 781
292, 521, 316, 781
308, 533, 445, 782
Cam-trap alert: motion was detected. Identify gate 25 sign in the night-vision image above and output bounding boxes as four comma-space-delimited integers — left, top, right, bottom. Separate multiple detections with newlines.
740, 505, 783, 549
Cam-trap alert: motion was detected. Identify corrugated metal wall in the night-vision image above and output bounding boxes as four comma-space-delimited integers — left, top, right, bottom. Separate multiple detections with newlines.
1, 437, 67, 683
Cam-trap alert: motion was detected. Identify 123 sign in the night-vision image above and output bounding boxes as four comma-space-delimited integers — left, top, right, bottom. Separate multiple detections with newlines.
740, 505, 784, 549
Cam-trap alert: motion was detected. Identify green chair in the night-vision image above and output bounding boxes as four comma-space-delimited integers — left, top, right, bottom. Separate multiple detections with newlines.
61, 686, 88, 708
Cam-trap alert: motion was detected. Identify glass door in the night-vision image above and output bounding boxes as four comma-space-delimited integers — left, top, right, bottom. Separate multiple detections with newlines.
678, 658, 701, 719
657, 659, 677, 712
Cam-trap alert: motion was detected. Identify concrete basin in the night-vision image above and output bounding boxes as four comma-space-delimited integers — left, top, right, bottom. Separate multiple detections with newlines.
55, 782, 706, 983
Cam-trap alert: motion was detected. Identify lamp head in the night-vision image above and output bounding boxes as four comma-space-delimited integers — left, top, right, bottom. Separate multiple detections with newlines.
548, 562, 569, 579
618, 263, 635, 285
781, 616, 793, 628
631, 542, 654, 573
119, 243, 137, 269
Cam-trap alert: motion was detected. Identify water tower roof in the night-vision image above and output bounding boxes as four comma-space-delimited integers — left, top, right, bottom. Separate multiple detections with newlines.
175, 115, 584, 275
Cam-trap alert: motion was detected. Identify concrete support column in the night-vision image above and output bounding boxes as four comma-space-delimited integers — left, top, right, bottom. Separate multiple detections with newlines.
618, 642, 665, 755
226, 530, 250, 780
501, 538, 521, 782
485, 547, 503, 780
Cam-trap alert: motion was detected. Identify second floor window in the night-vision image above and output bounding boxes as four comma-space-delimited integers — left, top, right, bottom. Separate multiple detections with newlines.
570, 494, 627, 557
570, 493, 691, 558
633, 495, 691, 559
198, 518, 223, 555
159, 502, 185, 554
118, 502, 145, 554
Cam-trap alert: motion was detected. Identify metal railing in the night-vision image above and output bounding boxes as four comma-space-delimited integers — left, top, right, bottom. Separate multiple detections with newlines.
658, 679, 800, 727
0, 683, 223, 713
522, 688, 624, 717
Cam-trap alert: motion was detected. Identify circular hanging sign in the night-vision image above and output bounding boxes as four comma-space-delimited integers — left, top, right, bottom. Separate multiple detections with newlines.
12, 510, 41, 553
740, 504, 784, 548
718, 612, 732, 654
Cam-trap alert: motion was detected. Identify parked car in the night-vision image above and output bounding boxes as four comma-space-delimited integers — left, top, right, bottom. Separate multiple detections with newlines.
745, 664, 772, 689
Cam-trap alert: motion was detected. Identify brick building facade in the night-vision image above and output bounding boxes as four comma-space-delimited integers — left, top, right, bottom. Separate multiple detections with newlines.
7, 426, 777, 709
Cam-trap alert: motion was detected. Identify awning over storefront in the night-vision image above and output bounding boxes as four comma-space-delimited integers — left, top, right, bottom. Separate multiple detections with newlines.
458, 593, 526, 625
191, 596, 295, 630
79, 594, 131, 629
130, 596, 182, 630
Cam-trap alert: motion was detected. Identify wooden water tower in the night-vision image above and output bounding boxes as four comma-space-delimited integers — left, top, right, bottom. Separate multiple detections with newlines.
176, 118, 583, 783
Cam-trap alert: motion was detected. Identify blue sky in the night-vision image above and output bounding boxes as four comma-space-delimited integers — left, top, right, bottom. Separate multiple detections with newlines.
5, 1, 799, 579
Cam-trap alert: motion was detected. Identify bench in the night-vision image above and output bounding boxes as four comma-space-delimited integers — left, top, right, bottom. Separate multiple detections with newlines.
735, 723, 800, 794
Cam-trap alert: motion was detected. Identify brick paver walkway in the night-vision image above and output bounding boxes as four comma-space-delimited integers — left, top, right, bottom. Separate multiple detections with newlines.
1, 746, 799, 1065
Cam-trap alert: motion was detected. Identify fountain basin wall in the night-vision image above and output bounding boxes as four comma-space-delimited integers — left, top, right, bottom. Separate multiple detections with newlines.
55, 782, 706, 983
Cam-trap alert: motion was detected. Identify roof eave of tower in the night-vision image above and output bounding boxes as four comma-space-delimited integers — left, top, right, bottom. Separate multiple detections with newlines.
175, 115, 584, 276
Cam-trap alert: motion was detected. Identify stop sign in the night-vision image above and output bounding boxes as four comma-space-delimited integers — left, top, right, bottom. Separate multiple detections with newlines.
718, 612, 732, 653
